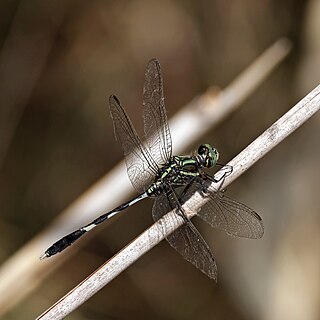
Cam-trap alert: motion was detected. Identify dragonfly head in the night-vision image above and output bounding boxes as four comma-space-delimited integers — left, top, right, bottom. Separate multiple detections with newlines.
197, 144, 219, 168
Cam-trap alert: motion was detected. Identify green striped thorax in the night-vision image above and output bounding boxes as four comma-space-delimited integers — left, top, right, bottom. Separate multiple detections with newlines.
146, 143, 219, 196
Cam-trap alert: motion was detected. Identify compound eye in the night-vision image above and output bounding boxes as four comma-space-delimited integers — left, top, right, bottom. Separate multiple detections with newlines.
198, 144, 208, 155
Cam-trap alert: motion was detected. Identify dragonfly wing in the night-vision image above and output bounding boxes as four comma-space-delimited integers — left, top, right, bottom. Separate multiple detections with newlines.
181, 181, 264, 239
152, 193, 217, 280
109, 95, 159, 193
143, 59, 172, 165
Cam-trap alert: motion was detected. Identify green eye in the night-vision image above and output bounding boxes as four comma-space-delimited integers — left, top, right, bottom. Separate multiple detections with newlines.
198, 144, 219, 168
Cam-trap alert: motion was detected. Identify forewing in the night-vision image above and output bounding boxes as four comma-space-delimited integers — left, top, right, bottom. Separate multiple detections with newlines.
152, 193, 217, 280
109, 95, 159, 193
143, 59, 172, 165
181, 181, 264, 239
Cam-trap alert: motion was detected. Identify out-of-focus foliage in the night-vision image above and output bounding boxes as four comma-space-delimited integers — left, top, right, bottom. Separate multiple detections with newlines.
0, 0, 319, 319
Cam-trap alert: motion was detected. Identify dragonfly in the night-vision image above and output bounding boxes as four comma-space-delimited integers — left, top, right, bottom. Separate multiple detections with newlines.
41, 58, 264, 280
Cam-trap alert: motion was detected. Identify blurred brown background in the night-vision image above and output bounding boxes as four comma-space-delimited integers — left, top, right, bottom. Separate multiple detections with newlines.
0, 0, 319, 319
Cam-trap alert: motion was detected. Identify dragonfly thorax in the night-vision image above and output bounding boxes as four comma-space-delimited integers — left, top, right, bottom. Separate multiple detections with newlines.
146, 155, 201, 196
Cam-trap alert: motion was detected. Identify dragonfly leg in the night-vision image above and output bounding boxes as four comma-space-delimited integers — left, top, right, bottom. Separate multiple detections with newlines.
216, 163, 233, 177
201, 172, 226, 192
199, 163, 233, 193
208, 164, 233, 183
167, 186, 190, 222
175, 178, 199, 205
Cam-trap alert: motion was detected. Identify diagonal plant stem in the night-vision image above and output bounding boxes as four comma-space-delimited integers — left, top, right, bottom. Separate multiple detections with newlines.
37, 84, 320, 320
